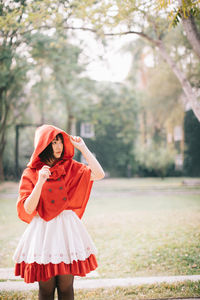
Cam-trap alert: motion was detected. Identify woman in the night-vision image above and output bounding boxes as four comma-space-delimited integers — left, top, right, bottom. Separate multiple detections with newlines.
13, 124, 105, 300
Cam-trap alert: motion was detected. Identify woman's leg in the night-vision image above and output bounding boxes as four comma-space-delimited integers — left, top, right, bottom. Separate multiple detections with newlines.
56, 274, 74, 300
38, 276, 56, 300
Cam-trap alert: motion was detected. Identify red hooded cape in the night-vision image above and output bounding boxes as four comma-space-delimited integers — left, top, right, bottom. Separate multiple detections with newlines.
17, 124, 93, 223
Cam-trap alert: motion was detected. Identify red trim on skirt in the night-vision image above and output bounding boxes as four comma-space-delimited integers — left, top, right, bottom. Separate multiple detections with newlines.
15, 254, 98, 283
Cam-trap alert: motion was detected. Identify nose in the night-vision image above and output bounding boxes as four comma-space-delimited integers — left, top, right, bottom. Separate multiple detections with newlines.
56, 142, 63, 151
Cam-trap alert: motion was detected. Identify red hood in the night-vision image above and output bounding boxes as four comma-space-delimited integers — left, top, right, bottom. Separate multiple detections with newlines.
27, 124, 74, 168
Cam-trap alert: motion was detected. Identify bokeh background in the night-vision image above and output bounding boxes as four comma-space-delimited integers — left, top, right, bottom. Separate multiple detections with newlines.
1, 1, 200, 298
1, 0, 200, 181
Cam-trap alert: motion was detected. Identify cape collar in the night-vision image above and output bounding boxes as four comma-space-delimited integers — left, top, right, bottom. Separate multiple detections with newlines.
35, 160, 66, 180
49, 162, 66, 180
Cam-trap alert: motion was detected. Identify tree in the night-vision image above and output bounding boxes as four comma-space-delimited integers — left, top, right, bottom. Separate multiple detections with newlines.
0, 0, 93, 179
0, 45, 29, 180
48, 35, 93, 133
135, 141, 176, 178
65, 0, 200, 121
27, 31, 95, 133
2, 0, 199, 179
158, 0, 200, 59
126, 30, 188, 176
80, 81, 138, 176
184, 109, 200, 176
0, 0, 36, 180
0, 0, 71, 179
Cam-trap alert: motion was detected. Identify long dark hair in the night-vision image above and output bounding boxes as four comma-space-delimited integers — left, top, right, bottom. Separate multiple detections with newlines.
39, 133, 64, 165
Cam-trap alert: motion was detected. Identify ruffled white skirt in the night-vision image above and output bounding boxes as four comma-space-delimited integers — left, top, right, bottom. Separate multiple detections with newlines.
13, 210, 98, 283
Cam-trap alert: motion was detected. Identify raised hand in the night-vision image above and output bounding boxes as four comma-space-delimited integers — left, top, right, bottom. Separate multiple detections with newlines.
38, 165, 51, 185
69, 135, 86, 152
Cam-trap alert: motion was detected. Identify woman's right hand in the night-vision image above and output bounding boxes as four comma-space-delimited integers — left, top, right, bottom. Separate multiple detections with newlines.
24, 165, 51, 215
38, 165, 51, 185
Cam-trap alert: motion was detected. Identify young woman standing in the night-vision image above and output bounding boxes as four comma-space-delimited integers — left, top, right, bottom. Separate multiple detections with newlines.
13, 124, 105, 300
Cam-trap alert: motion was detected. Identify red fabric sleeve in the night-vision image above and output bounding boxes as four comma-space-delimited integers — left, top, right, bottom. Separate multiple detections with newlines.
16, 168, 37, 224
66, 160, 94, 219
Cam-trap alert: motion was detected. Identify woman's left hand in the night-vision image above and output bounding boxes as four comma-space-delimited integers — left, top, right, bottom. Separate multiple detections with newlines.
69, 135, 86, 151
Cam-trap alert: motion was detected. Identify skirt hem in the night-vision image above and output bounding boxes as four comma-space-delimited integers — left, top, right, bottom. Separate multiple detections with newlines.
15, 254, 98, 283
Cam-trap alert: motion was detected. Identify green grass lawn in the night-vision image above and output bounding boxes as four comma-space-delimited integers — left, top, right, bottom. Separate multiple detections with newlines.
0, 281, 200, 300
82, 178, 200, 278
0, 178, 200, 298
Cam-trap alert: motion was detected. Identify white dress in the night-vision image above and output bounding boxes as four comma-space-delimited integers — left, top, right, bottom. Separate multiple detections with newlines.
13, 210, 98, 283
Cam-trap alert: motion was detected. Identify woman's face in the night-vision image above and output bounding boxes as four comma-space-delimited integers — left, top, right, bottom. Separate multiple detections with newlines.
51, 137, 63, 159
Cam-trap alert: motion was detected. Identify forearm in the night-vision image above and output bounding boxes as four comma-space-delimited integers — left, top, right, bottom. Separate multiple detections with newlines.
81, 146, 105, 180
24, 181, 43, 214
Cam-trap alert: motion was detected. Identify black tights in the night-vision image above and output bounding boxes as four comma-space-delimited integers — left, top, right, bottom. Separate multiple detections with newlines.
38, 274, 74, 300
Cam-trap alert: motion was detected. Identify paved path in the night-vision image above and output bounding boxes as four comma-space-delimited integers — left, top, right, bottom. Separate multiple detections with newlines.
0, 268, 200, 292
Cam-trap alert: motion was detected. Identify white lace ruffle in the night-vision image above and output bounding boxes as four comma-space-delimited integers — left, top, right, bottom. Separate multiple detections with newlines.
13, 210, 97, 264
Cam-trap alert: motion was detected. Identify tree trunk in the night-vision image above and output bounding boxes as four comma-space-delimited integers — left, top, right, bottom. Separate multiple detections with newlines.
66, 99, 76, 135
67, 115, 72, 135
179, 0, 200, 59
67, 115, 76, 135
104, 28, 200, 122
0, 153, 4, 182
157, 41, 200, 122
0, 98, 9, 181
66, 107, 74, 135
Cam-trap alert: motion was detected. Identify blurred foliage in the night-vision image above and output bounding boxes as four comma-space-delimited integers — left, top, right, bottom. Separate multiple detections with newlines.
25, 32, 94, 128
184, 109, 200, 176
78, 82, 138, 177
71, 0, 200, 114
135, 141, 176, 178
125, 20, 200, 177
70, 0, 200, 38
1, 0, 200, 179
144, 60, 182, 126
0, 44, 30, 180
157, 0, 200, 28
